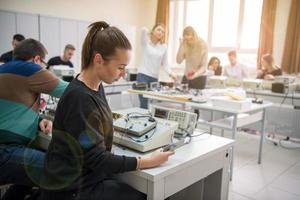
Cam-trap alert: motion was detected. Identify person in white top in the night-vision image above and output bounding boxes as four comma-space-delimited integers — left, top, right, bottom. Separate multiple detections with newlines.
137, 23, 176, 108
223, 50, 248, 80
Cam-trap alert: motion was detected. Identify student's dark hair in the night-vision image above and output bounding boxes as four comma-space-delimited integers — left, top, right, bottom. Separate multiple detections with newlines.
81, 21, 132, 70
208, 56, 220, 66
13, 34, 25, 42
13, 39, 48, 61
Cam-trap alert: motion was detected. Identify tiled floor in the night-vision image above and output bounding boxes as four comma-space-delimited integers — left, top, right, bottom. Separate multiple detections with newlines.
217, 131, 300, 200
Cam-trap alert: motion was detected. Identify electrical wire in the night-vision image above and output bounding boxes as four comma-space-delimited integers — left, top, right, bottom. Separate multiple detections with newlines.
117, 111, 157, 143
280, 87, 289, 106
126, 126, 157, 143
278, 138, 300, 149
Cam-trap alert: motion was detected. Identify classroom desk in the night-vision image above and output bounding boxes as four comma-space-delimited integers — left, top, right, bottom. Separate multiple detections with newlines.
127, 89, 272, 180
32, 132, 233, 200
114, 133, 234, 200
186, 101, 272, 180
246, 89, 300, 107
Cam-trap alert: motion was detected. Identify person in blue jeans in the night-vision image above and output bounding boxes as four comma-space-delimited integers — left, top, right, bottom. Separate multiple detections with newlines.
137, 24, 177, 109
0, 38, 68, 199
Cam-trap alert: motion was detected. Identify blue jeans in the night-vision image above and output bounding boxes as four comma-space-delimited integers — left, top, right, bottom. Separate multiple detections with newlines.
0, 144, 45, 199
136, 73, 158, 109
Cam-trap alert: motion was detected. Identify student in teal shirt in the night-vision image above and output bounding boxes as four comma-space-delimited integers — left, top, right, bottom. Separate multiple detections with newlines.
0, 38, 68, 199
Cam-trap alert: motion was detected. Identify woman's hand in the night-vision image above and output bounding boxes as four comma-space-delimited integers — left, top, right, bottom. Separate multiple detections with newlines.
188, 67, 206, 80
186, 70, 196, 79
264, 74, 275, 80
138, 149, 175, 169
170, 72, 179, 81
39, 119, 53, 135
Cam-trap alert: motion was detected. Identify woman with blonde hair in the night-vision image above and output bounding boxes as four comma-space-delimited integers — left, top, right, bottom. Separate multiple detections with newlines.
176, 26, 208, 82
257, 54, 282, 80
137, 23, 176, 108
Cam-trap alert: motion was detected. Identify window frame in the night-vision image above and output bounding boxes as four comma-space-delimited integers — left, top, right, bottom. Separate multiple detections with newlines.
168, 0, 263, 65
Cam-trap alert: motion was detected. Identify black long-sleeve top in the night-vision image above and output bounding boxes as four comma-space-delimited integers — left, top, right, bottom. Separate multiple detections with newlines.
43, 77, 137, 191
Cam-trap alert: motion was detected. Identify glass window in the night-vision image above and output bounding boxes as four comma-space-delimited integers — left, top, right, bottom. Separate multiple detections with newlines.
168, 0, 263, 69
186, 0, 210, 41
169, 0, 185, 65
211, 0, 240, 47
241, 0, 263, 49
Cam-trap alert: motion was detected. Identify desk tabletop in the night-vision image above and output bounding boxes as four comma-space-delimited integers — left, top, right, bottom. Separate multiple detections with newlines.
246, 89, 300, 99
113, 132, 234, 181
103, 80, 135, 87
127, 89, 192, 103
186, 100, 273, 114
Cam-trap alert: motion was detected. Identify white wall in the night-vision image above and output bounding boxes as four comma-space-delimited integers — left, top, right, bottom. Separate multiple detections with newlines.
0, 0, 158, 68
273, 0, 292, 66
0, 0, 291, 71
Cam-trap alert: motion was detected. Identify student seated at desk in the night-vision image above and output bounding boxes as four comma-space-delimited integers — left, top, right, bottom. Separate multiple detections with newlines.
0, 39, 68, 199
257, 54, 282, 80
223, 50, 248, 80
207, 56, 222, 76
40, 21, 174, 200
0, 34, 25, 63
47, 44, 75, 70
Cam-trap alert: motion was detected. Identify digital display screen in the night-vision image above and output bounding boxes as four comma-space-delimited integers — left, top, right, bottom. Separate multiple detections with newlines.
154, 109, 168, 119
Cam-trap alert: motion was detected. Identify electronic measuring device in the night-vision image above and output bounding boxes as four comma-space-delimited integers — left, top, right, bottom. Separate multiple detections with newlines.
207, 76, 228, 88
52, 65, 75, 77
150, 105, 197, 137
242, 79, 263, 90
113, 108, 178, 152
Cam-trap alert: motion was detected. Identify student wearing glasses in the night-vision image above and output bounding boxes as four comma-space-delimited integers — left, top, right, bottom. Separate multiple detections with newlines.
40, 21, 174, 200
0, 39, 68, 199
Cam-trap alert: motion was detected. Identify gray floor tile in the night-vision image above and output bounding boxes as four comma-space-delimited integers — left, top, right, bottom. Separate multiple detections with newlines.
229, 191, 252, 200
253, 186, 300, 200
271, 175, 300, 196
228, 131, 300, 199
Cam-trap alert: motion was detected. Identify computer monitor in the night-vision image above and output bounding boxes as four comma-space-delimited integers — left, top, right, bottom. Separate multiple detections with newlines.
188, 75, 207, 90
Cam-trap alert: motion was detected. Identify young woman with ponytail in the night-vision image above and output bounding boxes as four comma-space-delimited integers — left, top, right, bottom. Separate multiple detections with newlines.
40, 21, 174, 200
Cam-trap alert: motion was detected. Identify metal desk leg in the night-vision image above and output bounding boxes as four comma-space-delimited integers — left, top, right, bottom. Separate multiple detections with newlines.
210, 111, 214, 134
258, 109, 266, 164
221, 113, 225, 137
230, 114, 238, 181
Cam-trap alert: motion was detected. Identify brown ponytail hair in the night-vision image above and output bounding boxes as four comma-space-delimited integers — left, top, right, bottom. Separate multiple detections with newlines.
81, 21, 132, 70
